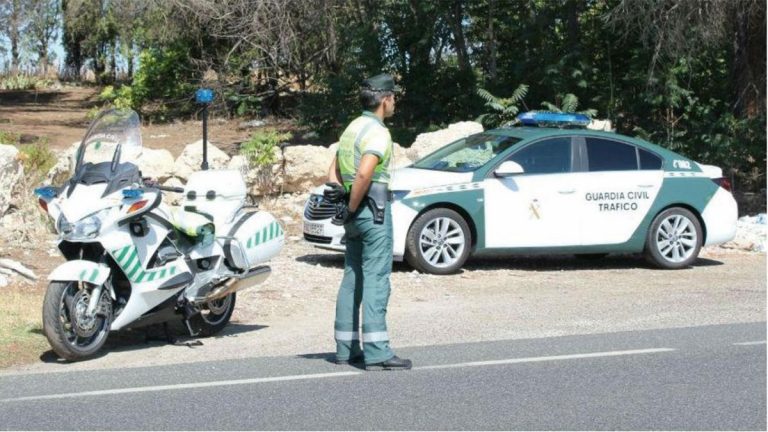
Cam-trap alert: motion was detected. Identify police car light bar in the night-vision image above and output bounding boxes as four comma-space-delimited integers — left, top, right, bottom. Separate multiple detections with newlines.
516, 111, 591, 128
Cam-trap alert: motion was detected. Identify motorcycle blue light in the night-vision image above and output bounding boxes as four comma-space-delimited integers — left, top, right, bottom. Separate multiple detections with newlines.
195, 88, 214, 104
122, 188, 144, 199
34, 186, 57, 199
516, 111, 591, 127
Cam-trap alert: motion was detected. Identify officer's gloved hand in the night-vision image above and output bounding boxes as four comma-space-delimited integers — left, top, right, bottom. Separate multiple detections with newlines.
323, 182, 346, 204
331, 203, 352, 226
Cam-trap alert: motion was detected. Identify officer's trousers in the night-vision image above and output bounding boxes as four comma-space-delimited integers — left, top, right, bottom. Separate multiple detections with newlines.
334, 202, 394, 364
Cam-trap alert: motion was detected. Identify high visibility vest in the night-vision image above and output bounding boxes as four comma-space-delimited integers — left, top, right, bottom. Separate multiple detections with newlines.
337, 111, 393, 192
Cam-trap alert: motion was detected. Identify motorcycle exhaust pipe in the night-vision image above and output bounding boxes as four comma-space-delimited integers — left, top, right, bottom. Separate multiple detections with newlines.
203, 265, 271, 302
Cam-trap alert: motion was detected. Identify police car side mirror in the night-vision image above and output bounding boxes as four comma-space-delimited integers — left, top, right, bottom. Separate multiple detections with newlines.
494, 161, 525, 177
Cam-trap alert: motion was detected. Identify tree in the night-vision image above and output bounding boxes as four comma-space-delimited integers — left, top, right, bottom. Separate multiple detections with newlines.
28, 0, 59, 76
0, 0, 28, 73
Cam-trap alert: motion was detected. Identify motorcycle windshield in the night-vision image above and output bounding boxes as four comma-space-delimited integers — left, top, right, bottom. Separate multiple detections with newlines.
76, 109, 142, 171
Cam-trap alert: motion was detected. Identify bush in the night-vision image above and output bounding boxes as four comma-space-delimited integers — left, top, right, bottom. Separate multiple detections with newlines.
0, 130, 21, 145
240, 128, 291, 195
16, 140, 56, 177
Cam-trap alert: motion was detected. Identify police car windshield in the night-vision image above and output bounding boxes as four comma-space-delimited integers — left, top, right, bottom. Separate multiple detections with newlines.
412, 134, 521, 172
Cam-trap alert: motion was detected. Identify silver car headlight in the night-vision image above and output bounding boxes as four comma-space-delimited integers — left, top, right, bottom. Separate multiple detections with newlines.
59, 209, 109, 240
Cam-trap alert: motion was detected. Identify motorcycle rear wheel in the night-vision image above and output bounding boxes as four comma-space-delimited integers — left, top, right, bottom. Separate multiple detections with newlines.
42, 281, 112, 361
190, 293, 236, 337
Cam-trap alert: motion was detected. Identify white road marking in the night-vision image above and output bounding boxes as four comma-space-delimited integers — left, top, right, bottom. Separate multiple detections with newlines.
0, 348, 676, 403
414, 348, 676, 371
732, 341, 766, 346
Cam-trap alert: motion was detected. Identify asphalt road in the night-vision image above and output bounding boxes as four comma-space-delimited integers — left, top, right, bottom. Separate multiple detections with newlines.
0, 322, 764, 430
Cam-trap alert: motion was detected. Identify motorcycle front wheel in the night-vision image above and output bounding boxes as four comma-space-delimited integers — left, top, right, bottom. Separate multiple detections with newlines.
42, 281, 112, 361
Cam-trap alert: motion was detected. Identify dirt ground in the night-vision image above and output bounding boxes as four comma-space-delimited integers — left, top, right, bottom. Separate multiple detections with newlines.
0, 86, 287, 157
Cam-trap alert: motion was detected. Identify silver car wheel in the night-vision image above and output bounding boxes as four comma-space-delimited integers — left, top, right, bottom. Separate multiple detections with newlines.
654, 214, 697, 263
419, 217, 466, 268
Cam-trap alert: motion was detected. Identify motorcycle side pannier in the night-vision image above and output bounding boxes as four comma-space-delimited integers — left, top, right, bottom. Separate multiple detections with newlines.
224, 211, 284, 271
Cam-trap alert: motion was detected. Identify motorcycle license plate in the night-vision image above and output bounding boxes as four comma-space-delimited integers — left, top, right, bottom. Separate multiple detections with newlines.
304, 222, 324, 236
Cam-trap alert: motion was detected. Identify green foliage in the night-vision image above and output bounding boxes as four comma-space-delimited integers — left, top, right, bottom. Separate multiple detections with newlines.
0, 130, 21, 145
16, 140, 56, 177
540, 94, 598, 118
98, 85, 135, 110
240, 129, 290, 167
475, 84, 529, 128
0, 75, 54, 91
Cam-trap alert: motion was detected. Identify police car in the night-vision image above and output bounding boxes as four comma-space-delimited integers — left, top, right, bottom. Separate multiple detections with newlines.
303, 112, 737, 274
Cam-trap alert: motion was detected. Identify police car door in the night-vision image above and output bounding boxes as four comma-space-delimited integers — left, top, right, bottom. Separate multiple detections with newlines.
483, 137, 581, 248
576, 137, 664, 245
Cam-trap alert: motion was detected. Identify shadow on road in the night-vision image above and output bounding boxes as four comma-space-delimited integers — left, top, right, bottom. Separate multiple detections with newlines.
295, 252, 723, 273
296, 352, 366, 370
38, 322, 269, 364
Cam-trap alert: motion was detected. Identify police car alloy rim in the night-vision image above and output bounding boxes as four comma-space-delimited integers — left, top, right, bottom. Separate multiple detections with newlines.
419, 217, 465, 268
654, 214, 698, 263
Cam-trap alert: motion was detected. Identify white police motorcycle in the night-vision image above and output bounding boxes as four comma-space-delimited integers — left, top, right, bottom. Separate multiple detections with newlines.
35, 108, 284, 360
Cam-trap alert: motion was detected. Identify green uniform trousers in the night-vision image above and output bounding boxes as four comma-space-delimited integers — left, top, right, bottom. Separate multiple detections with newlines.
334, 202, 394, 365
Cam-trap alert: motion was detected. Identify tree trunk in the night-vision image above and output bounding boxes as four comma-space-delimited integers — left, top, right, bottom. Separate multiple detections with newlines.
730, 0, 766, 118
487, 0, 497, 80
448, 1, 470, 71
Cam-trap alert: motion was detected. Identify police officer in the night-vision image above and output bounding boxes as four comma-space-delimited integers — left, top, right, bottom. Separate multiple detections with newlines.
324, 73, 412, 371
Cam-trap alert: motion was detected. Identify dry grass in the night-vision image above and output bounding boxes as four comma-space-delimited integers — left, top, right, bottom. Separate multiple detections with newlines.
0, 284, 48, 368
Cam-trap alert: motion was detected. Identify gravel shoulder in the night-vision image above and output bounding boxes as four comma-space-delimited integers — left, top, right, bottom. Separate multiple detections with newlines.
3, 235, 764, 375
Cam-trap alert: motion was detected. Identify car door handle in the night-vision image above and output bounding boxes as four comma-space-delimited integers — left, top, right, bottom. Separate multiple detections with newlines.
558, 189, 576, 194
637, 184, 654, 188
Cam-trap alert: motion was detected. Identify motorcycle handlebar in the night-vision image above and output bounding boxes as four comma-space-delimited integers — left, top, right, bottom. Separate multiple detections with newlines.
142, 178, 184, 194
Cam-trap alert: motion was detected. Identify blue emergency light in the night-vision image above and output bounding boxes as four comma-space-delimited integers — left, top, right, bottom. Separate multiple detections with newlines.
122, 188, 144, 199
516, 111, 591, 128
195, 88, 214, 104
34, 186, 58, 199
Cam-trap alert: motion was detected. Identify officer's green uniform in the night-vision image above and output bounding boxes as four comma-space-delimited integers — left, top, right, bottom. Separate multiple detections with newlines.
334, 111, 395, 365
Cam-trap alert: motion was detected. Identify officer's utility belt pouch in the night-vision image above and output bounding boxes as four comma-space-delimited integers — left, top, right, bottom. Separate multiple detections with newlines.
366, 182, 391, 225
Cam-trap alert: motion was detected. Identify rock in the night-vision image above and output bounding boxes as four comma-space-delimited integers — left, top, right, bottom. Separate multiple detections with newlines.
238, 147, 285, 196
282, 145, 334, 193
173, 141, 231, 180
0, 258, 37, 280
587, 119, 614, 132
238, 119, 267, 129
301, 131, 320, 140
328, 142, 412, 169
162, 177, 185, 206
0, 274, 7, 288
133, 148, 175, 182
45, 141, 84, 186
407, 121, 484, 162
0, 144, 23, 217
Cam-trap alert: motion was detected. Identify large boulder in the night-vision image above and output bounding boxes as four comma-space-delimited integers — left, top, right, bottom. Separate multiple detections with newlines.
0, 144, 23, 217
173, 141, 231, 180
46, 141, 80, 186
406, 121, 484, 162
134, 148, 175, 182
282, 145, 334, 193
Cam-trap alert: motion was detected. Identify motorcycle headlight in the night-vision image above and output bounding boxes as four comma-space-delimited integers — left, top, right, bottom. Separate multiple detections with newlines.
60, 209, 108, 240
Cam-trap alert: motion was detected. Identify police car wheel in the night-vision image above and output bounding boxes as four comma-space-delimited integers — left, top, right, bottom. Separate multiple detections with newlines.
644, 207, 702, 269
405, 208, 471, 275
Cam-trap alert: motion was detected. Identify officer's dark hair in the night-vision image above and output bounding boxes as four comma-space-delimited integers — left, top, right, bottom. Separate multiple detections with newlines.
360, 89, 392, 111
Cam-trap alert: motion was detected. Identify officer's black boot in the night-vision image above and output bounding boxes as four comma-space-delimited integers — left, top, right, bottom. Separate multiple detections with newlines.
365, 355, 412, 371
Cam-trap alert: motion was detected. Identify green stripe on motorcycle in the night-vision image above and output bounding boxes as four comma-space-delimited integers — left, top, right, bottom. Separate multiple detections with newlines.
147, 271, 158, 282
122, 250, 137, 270
135, 271, 147, 283
262, 226, 268, 243
170, 266, 177, 276
89, 269, 98, 283
159, 268, 167, 279
79, 269, 87, 280
115, 246, 130, 263
126, 260, 142, 280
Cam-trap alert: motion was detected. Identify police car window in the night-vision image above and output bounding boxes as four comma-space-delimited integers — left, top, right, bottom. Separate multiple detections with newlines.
586, 138, 638, 171
639, 148, 662, 170
507, 137, 571, 174
412, 133, 521, 172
